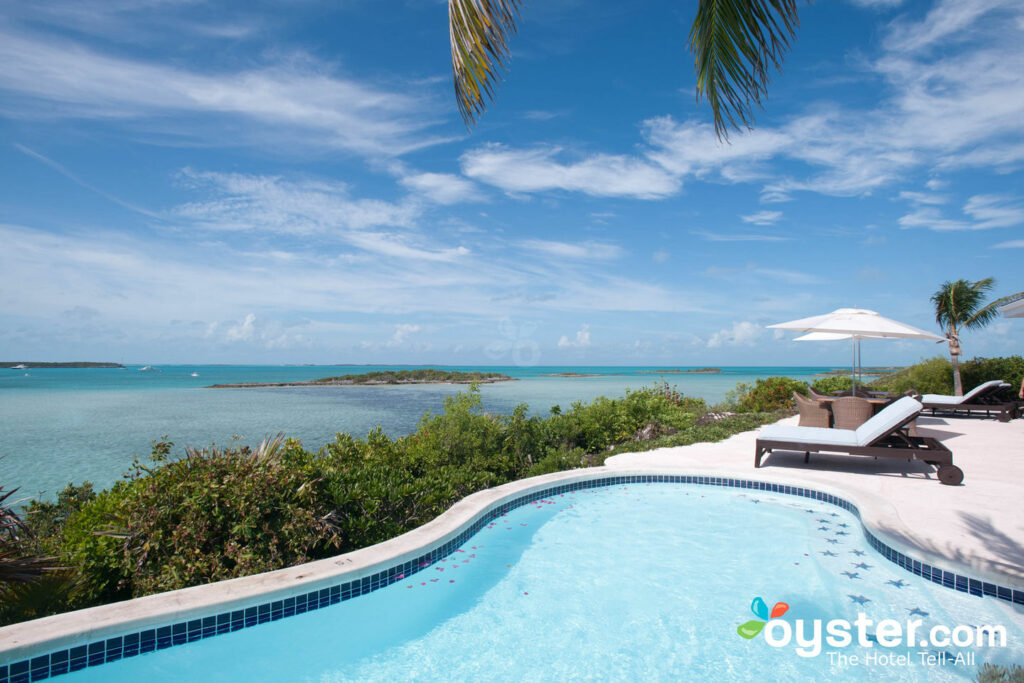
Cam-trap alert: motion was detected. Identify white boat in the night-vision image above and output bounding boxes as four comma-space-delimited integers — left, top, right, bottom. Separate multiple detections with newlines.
12, 364, 27, 369
191, 372, 199, 377
139, 365, 161, 372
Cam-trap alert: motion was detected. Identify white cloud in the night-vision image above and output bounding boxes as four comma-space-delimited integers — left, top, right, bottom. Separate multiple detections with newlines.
992, 240, 1024, 249
518, 239, 624, 261
652, 250, 670, 263
399, 173, 483, 205
706, 321, 764, 348
898, 191, 947, 205
691, 230, 791, 242
846, 0, 903, 8
740, 210, 783, 225
0, 29, 447, 156
389, 323, 421, 346
176, 170, 420, 234
557, 324, 591, 349
899, 194, 1024, 231
460, 144, 680, 199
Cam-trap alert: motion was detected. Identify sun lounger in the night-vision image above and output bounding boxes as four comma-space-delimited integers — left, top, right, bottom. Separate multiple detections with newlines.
920, 380, 1020, 422
755, 396, 962, 485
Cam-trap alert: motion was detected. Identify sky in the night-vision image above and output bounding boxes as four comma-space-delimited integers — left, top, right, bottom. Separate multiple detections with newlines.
0, 0, 1021, 367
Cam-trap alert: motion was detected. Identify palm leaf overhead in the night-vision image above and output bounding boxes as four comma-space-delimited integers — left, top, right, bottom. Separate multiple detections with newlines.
690, 0, 800, 140
449, 0, 523, 126
448, 0, 802, 138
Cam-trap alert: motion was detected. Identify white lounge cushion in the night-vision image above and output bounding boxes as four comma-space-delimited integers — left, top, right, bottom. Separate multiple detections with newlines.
921, 394, 963, 405
964, 379, 1006, 400
922, 379, 1006, 405
759, 424, 859, 447
854, 396, 922, 446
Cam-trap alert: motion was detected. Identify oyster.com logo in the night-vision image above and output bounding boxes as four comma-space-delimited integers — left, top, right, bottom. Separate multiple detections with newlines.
737, 596, 790, 639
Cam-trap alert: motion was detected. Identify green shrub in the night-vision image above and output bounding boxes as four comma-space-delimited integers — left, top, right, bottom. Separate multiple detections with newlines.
961, 356, 1024, 396
735, 377, 808, 412
870, 356, 953, 395
8, 382, 779, 624
810, 375, 853, 395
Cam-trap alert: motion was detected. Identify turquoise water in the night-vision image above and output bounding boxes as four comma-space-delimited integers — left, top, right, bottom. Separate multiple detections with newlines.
56, 483, 1024, 682
0, 365, 833, 500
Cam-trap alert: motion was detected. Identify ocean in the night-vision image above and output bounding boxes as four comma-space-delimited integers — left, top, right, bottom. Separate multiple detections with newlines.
0, 365, 836, 501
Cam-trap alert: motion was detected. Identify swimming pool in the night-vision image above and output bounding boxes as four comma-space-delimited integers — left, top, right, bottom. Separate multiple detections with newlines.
6, 478, 1021, 682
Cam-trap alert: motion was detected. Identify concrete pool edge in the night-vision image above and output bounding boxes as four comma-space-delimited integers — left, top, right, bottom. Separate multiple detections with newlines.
1, 466, 1022, 676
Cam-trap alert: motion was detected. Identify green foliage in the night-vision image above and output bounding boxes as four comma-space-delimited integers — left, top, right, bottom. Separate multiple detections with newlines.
7, 382, 778, 625
961, 356, 1024, 396
810, 375, 853, 394
976, 663, 1024, 683
869, 357, 954, 395
734, 377, 809, 412
719, 382, 754, 411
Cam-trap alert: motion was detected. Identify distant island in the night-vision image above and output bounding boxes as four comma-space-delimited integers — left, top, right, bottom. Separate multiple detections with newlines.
208, 369, 515, 388
815, 366, 903, 377
637, 368, 722, 374
1, 362, 124, 369
538, 372, 613, 378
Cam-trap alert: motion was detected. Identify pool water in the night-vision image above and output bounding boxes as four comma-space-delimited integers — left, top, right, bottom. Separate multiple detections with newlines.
59, 484, 1024, 682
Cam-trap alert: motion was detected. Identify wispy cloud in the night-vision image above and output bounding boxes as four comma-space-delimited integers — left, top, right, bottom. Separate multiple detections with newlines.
0, 30, 448, 156
899, 194, 1024, 231
518, 239, 624, 260
14, 143, 162, 218
691, 230, 791, 242
399, 173, 483, 205
740, 210, 783, 225
460, 144, 680, 199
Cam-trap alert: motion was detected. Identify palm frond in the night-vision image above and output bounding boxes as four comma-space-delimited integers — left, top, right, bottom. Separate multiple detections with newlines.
690, 0, 800, 140
449, 0, 523, 126
967, 290, 1024, 329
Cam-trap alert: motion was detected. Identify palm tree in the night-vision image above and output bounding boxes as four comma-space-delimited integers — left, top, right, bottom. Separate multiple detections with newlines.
931, 279, 1024, 396
448, 0, 801, 139
1, 486, 56, 584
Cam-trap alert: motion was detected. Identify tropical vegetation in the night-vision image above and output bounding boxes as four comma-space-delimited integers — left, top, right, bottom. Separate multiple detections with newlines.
931, 278, 1024, 395
4, 382, 784, 625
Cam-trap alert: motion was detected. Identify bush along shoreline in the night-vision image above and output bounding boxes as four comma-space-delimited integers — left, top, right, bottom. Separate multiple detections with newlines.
2, 355, 1020, 626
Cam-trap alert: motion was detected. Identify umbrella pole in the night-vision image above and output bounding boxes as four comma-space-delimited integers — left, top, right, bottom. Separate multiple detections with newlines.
857, 338, 862, 388
851, 337, 857, 393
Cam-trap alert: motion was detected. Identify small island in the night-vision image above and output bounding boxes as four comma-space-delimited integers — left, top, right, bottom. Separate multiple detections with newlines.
1, 361, 125, 369
815, 366, 903, 377
538, 372, 612, 378
208, 369, 515, 388
637, 368, 722, 374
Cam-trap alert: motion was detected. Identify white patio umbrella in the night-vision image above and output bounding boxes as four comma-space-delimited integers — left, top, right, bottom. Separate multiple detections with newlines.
998, 298, 1024, 318
771, 308, 946, 392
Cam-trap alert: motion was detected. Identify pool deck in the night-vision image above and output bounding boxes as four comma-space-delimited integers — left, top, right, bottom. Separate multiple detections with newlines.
606, 413, 1024, 585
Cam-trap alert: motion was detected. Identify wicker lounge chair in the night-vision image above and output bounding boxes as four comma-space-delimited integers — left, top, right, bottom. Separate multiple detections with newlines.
794, 392, 831, 428
920, 380, 1020, 423
830, 396, 874, 430
755, 396, 962, 485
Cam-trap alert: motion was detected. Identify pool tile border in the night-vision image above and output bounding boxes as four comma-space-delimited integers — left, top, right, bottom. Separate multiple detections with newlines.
3, 473, 1023, 683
